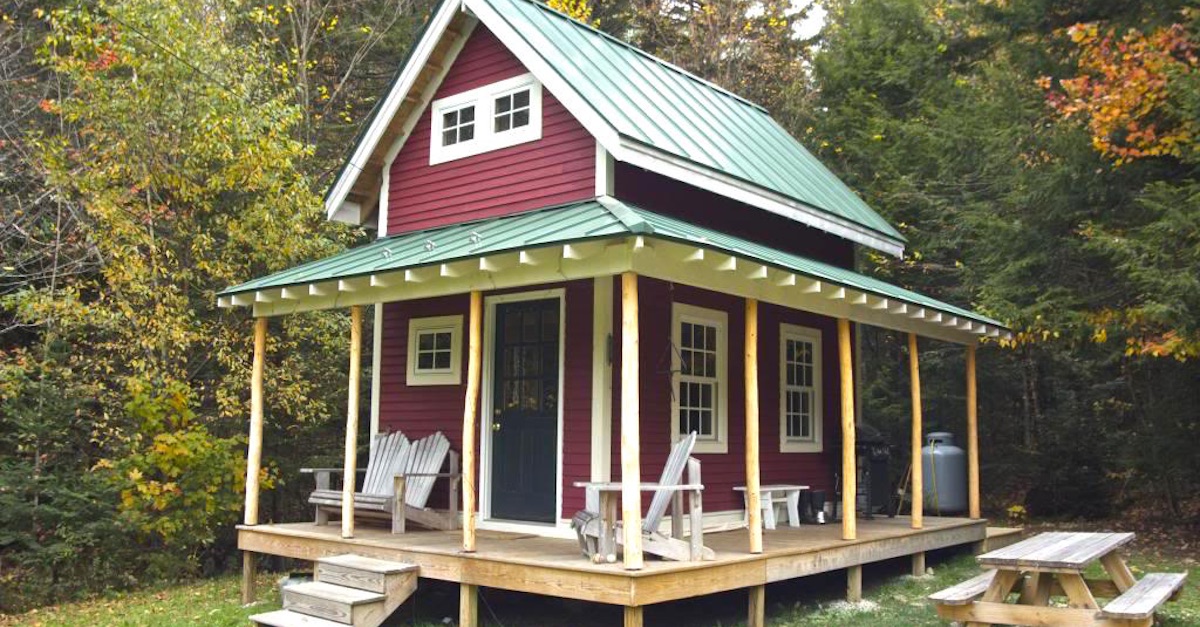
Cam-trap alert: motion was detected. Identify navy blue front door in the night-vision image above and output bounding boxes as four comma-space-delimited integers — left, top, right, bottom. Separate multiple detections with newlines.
489, 299, 559, 523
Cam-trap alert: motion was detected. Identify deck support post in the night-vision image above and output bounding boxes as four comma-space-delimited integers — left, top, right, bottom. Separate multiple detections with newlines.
341, 305, 363, 539
966, 343, 980, 519
620, 272, 644, 570
241, 552, 257, 604
748, 584, 765, 627
459, 583, 478, 627
847, 564, 863, 602
744, 298, 763, 554
623, 605, 644, 627
241, 316, 267, 605
908, 333, 923, 529
462, 291, 483, 552
912, 551, 926, 577
837, 319, 856, 541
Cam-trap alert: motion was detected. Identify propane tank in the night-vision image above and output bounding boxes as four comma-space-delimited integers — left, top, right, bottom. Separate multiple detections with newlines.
921, 432, 968, 514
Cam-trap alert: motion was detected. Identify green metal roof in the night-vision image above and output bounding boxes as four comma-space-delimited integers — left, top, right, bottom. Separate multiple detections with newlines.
220, 199, 1000, 330
220, 200, 628, 296
480, 0, 904, 244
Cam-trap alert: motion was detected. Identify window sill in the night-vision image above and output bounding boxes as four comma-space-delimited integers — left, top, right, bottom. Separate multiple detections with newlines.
780, 441, 822, 454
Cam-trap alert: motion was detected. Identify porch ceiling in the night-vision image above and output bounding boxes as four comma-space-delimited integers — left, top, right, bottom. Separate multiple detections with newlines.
218, 198, 1011, 344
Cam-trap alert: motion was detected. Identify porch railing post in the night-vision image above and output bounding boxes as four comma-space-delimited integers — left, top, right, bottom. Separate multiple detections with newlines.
241, 316, 267, 604
744, 298, 763, 554
908, 333, 923, 529
620, 271, 644, 570
462, 290, 483, 552
342, 305, 364, 539
966, 343, 980, 519
837, 318, 856, 541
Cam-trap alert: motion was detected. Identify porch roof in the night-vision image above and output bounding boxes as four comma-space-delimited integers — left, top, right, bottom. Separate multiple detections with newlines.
218, 198, 1010, 343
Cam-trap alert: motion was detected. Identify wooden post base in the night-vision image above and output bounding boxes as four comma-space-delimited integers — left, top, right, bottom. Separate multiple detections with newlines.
847, 564, 863, 602
624, 605, 644, 627
241, 551, 257, 605
912, 551, 926, 577
460, 583, 478, 627
748, 584, 765, 627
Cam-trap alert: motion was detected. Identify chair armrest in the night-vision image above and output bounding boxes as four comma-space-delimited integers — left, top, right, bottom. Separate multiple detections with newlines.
400, 472, 462, 478
300, 468, 367, 474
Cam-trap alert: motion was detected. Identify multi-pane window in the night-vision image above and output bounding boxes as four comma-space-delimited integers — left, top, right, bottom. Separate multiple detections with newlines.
440, 105, 476, 147
429, 74, 543, 165
415, 329, 454, 371
672, 304, 728, 454
494, 89, 531, 133
780, 325, 822, 452
407, 315, 463, 386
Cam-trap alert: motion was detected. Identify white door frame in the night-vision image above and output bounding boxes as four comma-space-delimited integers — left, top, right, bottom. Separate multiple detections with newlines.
478, 288, 567, 534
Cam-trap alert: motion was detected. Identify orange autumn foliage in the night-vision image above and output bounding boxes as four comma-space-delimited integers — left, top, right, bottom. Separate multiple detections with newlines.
1043, 20, 1198, 164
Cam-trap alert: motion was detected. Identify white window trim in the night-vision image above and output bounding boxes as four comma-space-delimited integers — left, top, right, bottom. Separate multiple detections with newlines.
429, 73, 543, 165
407, 315, 464, 386
670, 302, 728, 454
779, 323, 823, 453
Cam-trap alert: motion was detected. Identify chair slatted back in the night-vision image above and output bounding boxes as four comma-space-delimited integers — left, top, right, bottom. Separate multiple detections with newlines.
362, 431, 410, 496
643, 432, 697, 535
400, 432, 451, 508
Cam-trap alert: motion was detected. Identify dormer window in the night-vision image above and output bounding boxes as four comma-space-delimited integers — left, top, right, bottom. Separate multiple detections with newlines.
430, 74, 543, 165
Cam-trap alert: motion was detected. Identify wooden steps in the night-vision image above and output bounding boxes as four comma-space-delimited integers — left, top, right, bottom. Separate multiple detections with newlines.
251, 554, 417, 627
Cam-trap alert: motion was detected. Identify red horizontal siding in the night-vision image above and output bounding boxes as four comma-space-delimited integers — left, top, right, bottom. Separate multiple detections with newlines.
378, 281, 593, 520
387, 26, 594, 235
614, 164, 856, 268
610, 277, 846, 513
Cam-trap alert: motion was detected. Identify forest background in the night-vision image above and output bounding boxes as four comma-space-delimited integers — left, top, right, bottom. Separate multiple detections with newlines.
1, 0, 1196, 612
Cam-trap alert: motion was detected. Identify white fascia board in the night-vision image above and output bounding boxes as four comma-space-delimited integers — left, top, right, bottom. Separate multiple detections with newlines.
325, 0, 465, 220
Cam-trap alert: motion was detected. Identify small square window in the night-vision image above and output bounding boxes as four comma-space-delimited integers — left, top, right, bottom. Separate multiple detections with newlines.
429, 75, 543, 165
408, 316, 463, 386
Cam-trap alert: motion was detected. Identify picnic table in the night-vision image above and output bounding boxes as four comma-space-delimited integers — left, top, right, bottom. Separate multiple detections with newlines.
930, 531, 1187, 627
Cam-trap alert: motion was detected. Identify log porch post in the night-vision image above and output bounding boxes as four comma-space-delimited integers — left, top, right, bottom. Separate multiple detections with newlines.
462, 291, 483, 552
241, 316, 267, 604
744, 298, 763, 554
837, 318, 856, 540
341, 305, 364, 539
908, 333, 923, 529
620, 271, 644, 570
966, 342, 980, 519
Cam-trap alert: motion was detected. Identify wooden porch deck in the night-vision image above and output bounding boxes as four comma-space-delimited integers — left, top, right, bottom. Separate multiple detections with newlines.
240, 515, 986, 607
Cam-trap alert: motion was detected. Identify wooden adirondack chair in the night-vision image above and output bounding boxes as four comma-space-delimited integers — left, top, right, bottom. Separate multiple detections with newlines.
305, 431, 461, 533
573, 432, 714, 562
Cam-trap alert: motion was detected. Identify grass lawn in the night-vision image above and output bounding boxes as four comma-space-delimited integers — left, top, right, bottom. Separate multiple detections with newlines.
2, 549, 1195, 626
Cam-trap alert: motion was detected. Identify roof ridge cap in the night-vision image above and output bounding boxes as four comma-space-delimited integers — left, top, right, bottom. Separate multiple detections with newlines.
504, 0, 769, 114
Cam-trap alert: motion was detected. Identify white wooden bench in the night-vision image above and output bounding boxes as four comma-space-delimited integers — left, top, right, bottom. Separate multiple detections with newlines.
733, 484, 808, 529
928, 569, 997, 606
1100, 572, 1187, 621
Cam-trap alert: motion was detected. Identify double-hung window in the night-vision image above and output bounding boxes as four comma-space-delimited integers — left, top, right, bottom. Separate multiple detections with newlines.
407, 315, 463, 386
429, 74, 543, 165
780, 324, 822, 453
672, 303, 728, 454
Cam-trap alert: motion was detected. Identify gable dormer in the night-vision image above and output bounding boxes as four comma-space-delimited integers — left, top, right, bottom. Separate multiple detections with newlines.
327, 0, 907, 259
383, 25, 594, 235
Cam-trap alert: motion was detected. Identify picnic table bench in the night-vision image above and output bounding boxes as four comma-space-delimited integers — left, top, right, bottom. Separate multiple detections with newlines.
930, 531, 1186, 627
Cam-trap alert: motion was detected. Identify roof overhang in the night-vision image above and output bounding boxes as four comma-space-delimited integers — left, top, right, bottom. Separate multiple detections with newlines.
223, 200, 1007, 344
324, 0, 907, 256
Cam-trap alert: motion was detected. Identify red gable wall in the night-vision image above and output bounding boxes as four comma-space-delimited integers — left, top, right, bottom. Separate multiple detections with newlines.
386, 26, 595, 235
